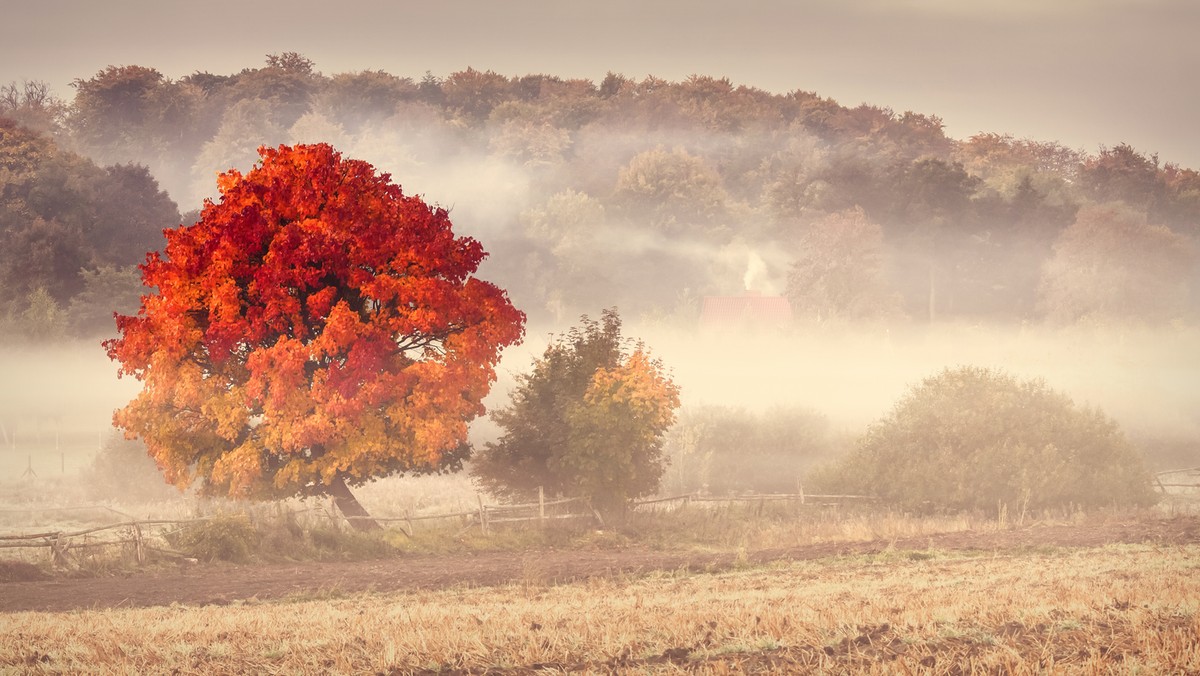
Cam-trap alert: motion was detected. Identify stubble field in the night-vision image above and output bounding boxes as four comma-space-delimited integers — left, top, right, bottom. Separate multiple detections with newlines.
2, 512, 1199, 674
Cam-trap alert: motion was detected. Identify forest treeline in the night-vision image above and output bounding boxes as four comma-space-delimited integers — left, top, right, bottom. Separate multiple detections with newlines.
2, 52, 1198, 338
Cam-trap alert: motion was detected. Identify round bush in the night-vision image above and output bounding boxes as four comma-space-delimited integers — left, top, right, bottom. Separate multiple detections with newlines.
816, 366, 1156, 512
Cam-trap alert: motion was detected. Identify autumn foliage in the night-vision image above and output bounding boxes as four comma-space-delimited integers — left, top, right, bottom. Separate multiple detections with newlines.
105, 143, 525, 503
472, 309, 680, 521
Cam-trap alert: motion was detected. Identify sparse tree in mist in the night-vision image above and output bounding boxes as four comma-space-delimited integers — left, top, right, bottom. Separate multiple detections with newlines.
1079, 144, 1164, 213
189, 99, 286, 202
12, 287, 68, 341
0, 119, 181, 330
67, 266, 143, 337
472, 309, 680, 523
514, 189, 614, 321
1038, 202, 1197, 324
85, 432, 179, 503
785, 207, 901, 323
227, 53, 321, 130
105, 143, 525, 530
320, 70, 418, 132
886, 157, 981, 321
288, 111, 350, 149
488, 117, 572, 168
442, 68, 512, 124
811, 366, 1157, 513
89, 163, 181, 265
664, 405, 833, 495
0, 80, 67, 134
613, 147, 728, 236
68, 65, 204, 167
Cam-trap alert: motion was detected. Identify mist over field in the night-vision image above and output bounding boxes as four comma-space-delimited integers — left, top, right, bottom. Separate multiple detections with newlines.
3, 319, 1196, 486
1, 54, 1198, 498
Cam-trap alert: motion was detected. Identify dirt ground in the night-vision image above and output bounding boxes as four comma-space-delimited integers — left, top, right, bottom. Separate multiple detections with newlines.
2, 513, 1198, 614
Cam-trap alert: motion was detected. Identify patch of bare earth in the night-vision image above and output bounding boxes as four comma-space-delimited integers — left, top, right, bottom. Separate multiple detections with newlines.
1, 513, 1196, 614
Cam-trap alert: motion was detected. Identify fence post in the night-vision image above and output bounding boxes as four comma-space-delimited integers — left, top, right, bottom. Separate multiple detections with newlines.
538, 486, 545, 528
133, 523, 145, 565
477, 494, 489, 536
49, 532, 70, 567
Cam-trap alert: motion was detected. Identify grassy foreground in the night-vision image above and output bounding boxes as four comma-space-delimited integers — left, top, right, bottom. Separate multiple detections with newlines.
3, 543, 1198, 674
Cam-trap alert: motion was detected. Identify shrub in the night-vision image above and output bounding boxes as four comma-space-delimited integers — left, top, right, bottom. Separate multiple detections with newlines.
167, 513, 258, 563
472, 309, 680, 523
813, 366, 1157, 512
664, 406, 833, 495
85, 432, 180, 503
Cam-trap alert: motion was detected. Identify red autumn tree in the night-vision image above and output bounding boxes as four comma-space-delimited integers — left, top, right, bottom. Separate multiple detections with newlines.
105, 143, 525, 529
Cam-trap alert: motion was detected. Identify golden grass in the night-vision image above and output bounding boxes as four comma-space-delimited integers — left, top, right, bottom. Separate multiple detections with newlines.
3, 543, 1198, 674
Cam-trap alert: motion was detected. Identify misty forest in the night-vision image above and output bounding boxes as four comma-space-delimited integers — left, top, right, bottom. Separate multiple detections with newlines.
1, 53, 1198, 511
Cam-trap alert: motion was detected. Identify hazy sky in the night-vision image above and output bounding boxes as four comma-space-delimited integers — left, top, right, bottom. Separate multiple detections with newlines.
4, 0, 1199, 168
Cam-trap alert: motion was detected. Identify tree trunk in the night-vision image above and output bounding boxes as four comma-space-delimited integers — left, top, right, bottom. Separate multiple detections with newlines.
328, 473, 382, 532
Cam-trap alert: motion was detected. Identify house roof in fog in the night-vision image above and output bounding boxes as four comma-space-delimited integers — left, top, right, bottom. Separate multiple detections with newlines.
699, 292, 792, 331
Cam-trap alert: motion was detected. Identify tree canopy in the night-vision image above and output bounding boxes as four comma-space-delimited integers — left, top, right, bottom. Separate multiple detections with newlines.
8, 53, 1200, 328
472, 309, 680, 521
812, 366, 1157, 512
104, 143, 525, 525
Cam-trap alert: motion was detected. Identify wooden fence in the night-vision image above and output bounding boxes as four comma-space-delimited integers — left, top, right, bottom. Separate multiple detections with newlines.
0, 516, 214, 566
1155, 467, 1200, 497
0, 488, 873, 567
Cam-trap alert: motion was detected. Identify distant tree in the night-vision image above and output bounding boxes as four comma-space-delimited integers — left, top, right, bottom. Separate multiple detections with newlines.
785, 207, 901, 322
88, 163, 181, 265
1159, 163, 1200, 234
320, 70, 417, 131
85, 432, 179, 502
760, 132, 828, 224
885, 158, 982, 321
521, 189, 606, 257
664, 405, 831, 495
190, 99, 286, 201
226, 54, 323, 129
613, 147, 727, 235
0, 120, 180, 324
514, 190, 613, 321
488, 118, 571, 168
956, 133, 1083, 181
0, 80, 67, 133
288, 111, 350, 149
416, 71, 445, 106
105, 143, 526, 529
812, 366, 1157, 512
442, 68, 511, 123
69, 65, 169, 150
1079, 144, 1164, 212
472, 309, 680, 523
67, 265, 144, 337
264, 52, 315, 74
1038, 202, 1197, 324
68, 65, 202, 166
598, 72, 634, 99
888, 111, 954, 160
8, 287, 68, 342
0, 217, 90, 315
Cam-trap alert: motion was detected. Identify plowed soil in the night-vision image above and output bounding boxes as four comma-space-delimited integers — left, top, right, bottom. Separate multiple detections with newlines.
3, 513, 1198, 614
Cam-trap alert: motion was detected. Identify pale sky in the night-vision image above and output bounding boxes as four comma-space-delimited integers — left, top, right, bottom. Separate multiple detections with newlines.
4, 0, 1199, 168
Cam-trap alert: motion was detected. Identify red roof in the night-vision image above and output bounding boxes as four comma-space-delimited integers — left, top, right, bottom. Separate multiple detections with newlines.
699, 293, 792, 331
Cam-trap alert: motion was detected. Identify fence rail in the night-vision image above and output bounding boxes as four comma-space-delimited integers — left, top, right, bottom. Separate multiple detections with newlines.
1155, 468, 1200, 496
0, 488, 875, 567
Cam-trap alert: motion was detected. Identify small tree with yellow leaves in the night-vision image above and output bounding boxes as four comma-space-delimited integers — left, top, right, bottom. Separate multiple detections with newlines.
472, 309, 680, 523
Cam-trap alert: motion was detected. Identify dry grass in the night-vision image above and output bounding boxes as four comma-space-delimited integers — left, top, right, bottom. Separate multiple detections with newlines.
3, 543, 1198, 674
